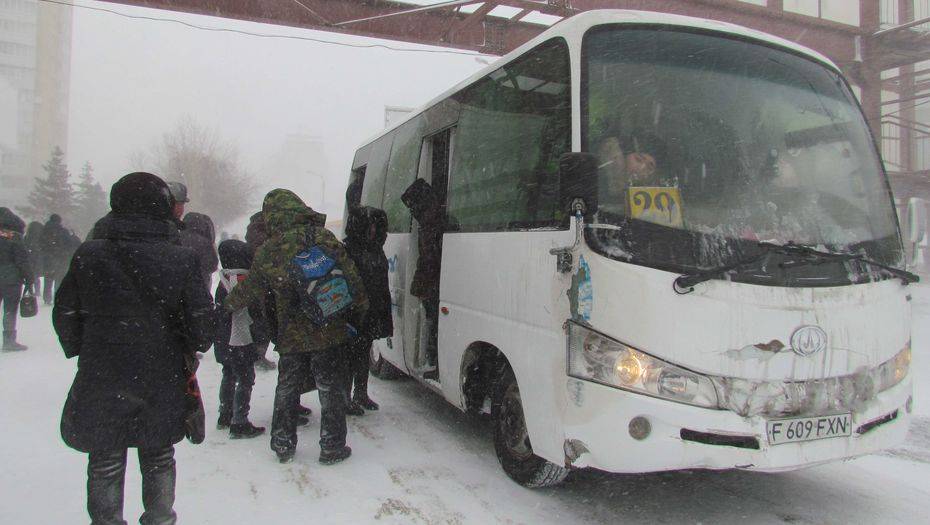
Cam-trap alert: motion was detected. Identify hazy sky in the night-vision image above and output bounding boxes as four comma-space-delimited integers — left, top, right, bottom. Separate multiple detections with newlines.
66, 1, 490, 222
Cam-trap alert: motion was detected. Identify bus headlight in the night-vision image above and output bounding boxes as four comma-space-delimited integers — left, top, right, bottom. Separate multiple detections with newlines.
873, 342, 911, 394
567, 322, 718, 409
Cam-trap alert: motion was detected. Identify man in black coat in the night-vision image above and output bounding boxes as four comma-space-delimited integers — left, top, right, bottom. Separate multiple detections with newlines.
182, 211, 219, 291
53, 172, 213, 525
168, 182, 219, 294
23, 221, 44, 296
0, 207, 33, 351
40, 213, 77, 304
343, 206, 393, 411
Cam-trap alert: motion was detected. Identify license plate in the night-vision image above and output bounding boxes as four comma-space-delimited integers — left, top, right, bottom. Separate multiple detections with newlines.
766, 413, 852, 445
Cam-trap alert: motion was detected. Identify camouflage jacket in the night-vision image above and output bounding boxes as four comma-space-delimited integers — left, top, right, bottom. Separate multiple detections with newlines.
225, 189, 369, 353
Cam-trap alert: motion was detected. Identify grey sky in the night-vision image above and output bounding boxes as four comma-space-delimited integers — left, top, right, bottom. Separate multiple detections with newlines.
66, 1, 488, 220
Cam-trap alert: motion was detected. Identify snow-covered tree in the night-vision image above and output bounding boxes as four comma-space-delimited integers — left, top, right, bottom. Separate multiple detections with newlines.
19, 147, 77, 223
132, 117, 256, 229
73, 162, 108, 236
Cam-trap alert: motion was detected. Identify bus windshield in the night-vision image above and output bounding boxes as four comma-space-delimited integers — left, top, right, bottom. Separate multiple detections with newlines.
582, 26, 903, 283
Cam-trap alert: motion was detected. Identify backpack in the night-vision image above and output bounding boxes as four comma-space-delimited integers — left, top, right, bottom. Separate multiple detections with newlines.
289, 231, 354, 326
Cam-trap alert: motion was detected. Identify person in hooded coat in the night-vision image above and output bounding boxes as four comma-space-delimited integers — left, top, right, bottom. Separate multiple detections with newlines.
53, 172, 213, 525
244, 210, 279, 372
343, 206, 393, 412
213, 239, 266, 439
401, 179, 443, 377
0, 207, 33, 351
245, 210, 268, 250
225, 189, 368, 465
181, 212, 219, 291
40, 213, 78, 304
23, 221, 44, 297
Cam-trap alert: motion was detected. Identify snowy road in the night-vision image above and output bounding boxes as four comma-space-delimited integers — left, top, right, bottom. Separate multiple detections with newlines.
3, 291, 930, 524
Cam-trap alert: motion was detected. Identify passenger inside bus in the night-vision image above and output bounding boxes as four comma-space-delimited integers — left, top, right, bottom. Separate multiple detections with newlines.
595, 130, 670, 215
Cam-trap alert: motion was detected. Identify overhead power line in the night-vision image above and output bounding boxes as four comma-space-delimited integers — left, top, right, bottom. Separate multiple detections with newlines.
37, 0, 487, 57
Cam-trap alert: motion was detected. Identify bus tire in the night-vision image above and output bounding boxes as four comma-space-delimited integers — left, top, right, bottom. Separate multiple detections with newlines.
492, 366, 569, 488
369, 342, 402, 380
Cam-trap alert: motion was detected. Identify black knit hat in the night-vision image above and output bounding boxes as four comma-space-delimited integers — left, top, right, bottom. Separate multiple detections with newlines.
109, 172, 173, 218
218, 239, 253, 270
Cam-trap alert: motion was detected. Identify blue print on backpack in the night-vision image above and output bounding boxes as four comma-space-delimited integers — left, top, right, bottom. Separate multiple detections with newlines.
295, 246, 336, 279
291, 245, 353, 325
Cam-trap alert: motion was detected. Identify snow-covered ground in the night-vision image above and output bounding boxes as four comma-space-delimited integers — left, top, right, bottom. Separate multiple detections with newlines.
3, 286, 930, 524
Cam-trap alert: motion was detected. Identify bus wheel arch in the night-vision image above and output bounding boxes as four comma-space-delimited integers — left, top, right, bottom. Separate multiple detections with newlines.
370, 340, 402, 380
460, 341, 508, 416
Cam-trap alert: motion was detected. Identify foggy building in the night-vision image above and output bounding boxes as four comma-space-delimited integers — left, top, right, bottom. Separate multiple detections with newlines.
266, 133, 332, 212
0, 0, 72, 206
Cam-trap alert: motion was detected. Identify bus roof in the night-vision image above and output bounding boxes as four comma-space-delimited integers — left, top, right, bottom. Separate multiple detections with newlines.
358, 9, 839, 149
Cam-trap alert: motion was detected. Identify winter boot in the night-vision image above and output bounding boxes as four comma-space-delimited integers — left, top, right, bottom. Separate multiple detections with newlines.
256, 357, 277, 371
319, 446, 352, 465
229, 422, 266, 439
346, 401, 365, 416
276, 449, 295, 464
216, 413, 232, 430
354, 395, 380, 411
294, 404, 312, 416
295, 415, 311, 427
2, 331, 27, 352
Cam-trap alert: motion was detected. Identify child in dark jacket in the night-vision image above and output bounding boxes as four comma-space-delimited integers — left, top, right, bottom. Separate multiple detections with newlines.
343, 206, 394, 413
214, 239, 266, 439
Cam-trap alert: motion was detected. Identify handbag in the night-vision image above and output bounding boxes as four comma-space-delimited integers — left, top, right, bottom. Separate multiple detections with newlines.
110, 241, 206, 444
19, 285, 38, 318
182, 353, 206, 444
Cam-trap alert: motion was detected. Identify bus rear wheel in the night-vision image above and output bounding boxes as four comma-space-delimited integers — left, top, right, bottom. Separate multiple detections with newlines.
369, 342, 401, 380
492, 366, 569, 488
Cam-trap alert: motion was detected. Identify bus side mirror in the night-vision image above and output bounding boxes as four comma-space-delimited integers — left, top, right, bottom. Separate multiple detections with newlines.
907, 198, 926, 244
559, 152, 599, 217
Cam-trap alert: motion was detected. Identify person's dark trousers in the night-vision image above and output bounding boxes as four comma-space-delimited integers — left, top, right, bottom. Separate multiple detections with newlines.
1, 284, 22, 333
42, 276, 56, 304
218, 346, 257, 425
271, 346, 347, 456
87, 446, 177, 525
345, 336, 372, 401
423, 295, 439, 366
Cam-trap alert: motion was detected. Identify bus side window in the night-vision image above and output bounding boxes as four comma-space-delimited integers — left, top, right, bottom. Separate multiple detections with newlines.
361, 134, 394, 209
447, 38, 571, 232
346, 167, 366, 210
384, 117, 426, 233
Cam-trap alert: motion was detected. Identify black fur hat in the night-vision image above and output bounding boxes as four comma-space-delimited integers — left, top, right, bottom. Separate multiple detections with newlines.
109, 172, 173, 219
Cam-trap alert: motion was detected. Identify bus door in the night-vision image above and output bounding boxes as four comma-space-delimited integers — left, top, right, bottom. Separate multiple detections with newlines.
403, 128, 453, 382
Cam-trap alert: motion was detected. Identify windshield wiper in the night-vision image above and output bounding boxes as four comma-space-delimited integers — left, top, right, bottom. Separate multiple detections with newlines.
673, 241, 919, 294
673, 246, 774, 293
758, 241, 920, 285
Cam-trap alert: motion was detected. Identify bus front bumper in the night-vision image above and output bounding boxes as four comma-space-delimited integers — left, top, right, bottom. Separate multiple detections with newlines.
561, 377, 912, 473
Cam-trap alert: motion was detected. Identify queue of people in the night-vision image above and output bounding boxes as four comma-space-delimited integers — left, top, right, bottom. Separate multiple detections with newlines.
0, 207, 83, 352
34, 171, 392, 524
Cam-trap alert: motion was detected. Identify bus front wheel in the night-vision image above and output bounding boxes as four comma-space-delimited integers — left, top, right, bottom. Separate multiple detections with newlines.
492, 366, 569, 488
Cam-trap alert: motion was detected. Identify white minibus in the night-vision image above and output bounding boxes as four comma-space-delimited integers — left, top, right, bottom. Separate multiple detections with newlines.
345, 10, 917, 487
